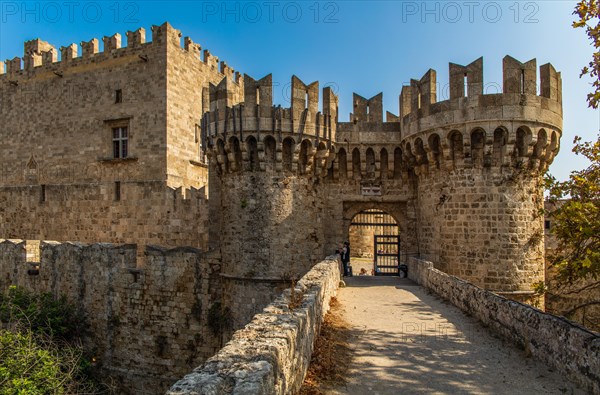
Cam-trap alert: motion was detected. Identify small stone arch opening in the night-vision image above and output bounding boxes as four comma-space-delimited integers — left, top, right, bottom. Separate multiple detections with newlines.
534, 129, 548, 158
428, 134, 441, 169
380, 148, 389, 179
404, 143, 416, 167
263, 135, 276, 167
414, 138, 428, 166
282, 137, 295, 172
545, 131, 559, 163
471, 129, 486, 167
229, 137, 243, 171
217, 138, 229, 172
493, 127, 508, 166
365, 147, 376, 179
352, 148, 361, 180
246, 136, 259, 171
393, 147, 403, 179
448, 131, 464, 168
516, 126, 531, 158
298, 139, 312, 174
337, 148, 347, 179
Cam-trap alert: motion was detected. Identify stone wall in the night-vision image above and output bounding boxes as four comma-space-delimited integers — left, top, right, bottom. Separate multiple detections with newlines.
407, 257, 600, 394
0, 183, 209, 251
416, 165, 545, 299
215, 171, 327, 329
167, 256, 341, 395
0, 239, 223, 394
0, 22, 230, 250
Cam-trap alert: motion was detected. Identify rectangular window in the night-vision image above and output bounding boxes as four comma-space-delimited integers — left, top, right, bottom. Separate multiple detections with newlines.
545, 220, 551, 230
112, 127, 128, 159
40, 185, 46, 203
115, 89, 122, 103
114, 181, 121, 201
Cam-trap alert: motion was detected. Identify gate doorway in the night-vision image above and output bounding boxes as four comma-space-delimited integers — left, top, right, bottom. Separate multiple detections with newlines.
374, 235, 404, 276
348, 209, 402, 276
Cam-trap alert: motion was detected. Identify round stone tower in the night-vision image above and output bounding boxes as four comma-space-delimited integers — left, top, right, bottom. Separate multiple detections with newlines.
203, 74, 338, 328
398, 56, 562, 302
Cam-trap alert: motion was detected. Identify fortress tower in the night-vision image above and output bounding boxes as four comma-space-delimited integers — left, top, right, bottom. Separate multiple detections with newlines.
399, 57, 562, 300
203, 74, 338, 327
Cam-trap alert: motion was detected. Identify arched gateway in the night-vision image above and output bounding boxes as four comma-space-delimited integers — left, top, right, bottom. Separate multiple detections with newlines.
204, 57, 562, 328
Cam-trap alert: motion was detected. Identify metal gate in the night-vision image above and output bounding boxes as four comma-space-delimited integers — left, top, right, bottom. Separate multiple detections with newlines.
373, 235, 402, 276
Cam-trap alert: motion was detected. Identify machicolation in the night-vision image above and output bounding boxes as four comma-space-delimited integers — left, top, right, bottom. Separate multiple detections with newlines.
0, 22, 563, 393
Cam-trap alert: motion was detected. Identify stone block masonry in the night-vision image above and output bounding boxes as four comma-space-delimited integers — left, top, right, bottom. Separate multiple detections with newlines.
167, 256, 341, 395
0, 239, 224, 394
407, 257, 600, 394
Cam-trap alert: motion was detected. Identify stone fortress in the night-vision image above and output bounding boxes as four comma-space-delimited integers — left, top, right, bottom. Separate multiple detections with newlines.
0, 22, 564, 392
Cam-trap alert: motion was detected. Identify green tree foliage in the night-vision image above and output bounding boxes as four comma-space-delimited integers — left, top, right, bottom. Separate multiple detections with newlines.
546, 1, 600, 284
574, 0, 600, 109
0, 286, 83, 341
0, 330, 78, 395
0, 286, 105, 394
541, 2, 600, 328
547, 145, 600, 284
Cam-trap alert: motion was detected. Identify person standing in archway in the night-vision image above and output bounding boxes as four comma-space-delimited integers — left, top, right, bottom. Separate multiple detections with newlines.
341, 241, 351, 277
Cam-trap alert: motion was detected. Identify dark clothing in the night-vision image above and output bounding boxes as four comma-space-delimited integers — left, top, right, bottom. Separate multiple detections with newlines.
341, 245, 350, 276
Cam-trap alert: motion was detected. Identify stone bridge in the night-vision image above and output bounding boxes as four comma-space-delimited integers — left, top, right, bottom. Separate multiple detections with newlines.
168, 257, 599, 395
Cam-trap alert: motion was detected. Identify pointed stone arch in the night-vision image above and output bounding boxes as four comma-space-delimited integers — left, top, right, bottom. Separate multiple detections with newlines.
448, 130, 464, 168
470, 128, 486, 168
246, 135, 259, 171
493, 127, 508, 166
365, 147, 376, 179
380, 148, 389, 179
263, 135, 277, 168
352, 148, 361, 180
282, 137, 295, 172
337, 147, 347, 179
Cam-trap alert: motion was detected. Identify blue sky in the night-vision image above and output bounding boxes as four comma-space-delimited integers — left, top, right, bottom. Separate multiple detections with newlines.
1, 0, 598, 181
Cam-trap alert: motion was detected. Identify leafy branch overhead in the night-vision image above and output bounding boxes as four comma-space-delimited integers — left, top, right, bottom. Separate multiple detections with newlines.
573, 0, 600, 109
541, 1, 600, 330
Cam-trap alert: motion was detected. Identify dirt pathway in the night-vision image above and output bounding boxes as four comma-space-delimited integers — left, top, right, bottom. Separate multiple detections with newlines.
328, 276, 584, 395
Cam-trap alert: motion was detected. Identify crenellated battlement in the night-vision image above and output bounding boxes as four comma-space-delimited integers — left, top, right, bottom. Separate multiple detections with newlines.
203, 74, 339, 176
395, 56, 562, 177
400, 56, 563, 139
0, 22, 238, 84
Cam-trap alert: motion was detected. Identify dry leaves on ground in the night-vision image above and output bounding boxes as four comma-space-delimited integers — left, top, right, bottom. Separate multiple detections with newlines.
299, 297, 353, 395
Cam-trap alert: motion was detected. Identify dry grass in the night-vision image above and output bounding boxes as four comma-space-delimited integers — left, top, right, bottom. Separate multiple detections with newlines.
299, 297, 353, 395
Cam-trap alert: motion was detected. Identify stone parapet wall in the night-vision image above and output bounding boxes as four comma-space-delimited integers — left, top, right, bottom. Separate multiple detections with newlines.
0, 239, 223, 394
407, 257, 600, 394
0, 183, 209, 251
167, 256, 341, 395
